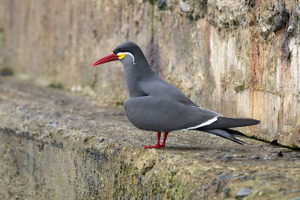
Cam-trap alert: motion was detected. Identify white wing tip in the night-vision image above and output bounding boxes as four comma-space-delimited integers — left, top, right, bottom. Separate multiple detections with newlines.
186, 116, 218, 130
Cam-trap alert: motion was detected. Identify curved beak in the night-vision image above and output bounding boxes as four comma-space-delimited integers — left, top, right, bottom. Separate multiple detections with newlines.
93, 53, 119, 67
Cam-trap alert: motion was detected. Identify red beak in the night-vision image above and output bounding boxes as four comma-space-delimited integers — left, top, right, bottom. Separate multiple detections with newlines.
93, 53, 119, 67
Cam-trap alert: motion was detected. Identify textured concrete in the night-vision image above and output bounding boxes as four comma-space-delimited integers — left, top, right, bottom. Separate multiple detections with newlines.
1, 77, 300, 199
0, 1, 299, 146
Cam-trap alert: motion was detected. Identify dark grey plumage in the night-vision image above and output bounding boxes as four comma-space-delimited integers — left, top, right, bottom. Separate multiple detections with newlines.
99, 42, 260, 145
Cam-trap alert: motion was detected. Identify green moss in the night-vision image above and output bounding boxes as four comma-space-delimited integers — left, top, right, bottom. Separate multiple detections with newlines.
234, 83, 247, 93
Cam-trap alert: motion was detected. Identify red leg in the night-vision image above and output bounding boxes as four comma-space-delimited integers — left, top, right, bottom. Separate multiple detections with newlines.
144, 132, 161, 149
160, 132, 168, 147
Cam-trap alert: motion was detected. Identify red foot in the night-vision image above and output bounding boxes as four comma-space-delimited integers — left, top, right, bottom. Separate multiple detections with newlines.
144, 144, 161, 149
143, 132, 169, 149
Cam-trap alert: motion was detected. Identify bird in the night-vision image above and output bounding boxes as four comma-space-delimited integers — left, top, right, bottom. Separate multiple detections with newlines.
93, 42, 260, 148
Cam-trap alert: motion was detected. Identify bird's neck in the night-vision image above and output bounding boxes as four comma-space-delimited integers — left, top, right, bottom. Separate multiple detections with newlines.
123, 61, 154, 97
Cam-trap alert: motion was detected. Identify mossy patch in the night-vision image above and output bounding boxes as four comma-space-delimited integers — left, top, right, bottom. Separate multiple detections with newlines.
234, 83, 247, 93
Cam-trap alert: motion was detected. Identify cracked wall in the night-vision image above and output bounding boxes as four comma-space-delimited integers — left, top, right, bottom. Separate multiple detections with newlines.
0, 0, 299, 147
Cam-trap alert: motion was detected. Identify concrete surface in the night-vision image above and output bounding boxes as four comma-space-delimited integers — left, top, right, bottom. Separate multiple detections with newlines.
0, 0, 299, 148
0, 77, 300, 199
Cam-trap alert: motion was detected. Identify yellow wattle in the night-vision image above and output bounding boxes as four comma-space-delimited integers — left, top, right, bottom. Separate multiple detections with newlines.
118, 53, 125, 60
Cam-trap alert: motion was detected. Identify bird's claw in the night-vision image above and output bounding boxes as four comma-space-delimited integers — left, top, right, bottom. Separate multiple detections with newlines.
143, 144, 162, 149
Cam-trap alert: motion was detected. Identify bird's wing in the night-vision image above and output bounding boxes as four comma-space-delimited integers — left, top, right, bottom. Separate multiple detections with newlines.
124, 96, 220, 132
198, 117, 260, 130
140, 78, 197, 106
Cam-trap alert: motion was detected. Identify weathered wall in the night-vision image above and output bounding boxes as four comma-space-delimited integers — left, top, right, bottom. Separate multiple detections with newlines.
0, 0, 299, 147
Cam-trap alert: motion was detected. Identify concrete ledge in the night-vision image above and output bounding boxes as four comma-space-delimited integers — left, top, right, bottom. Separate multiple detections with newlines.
0, 78, 300, 199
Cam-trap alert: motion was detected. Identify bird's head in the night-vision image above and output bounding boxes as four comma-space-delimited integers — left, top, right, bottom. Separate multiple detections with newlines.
93, 42, 145, 67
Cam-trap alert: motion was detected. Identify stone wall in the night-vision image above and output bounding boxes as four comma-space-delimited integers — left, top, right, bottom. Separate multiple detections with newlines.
1, 78, 300, 199
0, 0, 299, 147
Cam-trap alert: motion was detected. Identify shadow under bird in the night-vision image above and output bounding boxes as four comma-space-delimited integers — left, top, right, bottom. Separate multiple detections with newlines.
93, 42, 260, 148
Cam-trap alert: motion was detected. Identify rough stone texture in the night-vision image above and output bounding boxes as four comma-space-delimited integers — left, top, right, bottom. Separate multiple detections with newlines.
1, 77, 300, 199
0, 1, 299, 146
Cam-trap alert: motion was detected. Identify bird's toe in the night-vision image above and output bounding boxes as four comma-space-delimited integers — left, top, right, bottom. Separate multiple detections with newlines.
144, 144, 162, 149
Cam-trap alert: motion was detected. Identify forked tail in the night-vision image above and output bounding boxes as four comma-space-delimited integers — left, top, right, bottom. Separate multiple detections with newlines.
203, 129, 247, 144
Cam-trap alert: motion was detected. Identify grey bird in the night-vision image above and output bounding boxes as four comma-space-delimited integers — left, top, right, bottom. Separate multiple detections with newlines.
93, 42, 260, 148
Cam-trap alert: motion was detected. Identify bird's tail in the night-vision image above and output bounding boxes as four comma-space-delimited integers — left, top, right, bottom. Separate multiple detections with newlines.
203, 129, 247, 145
199, 117, 260, 130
